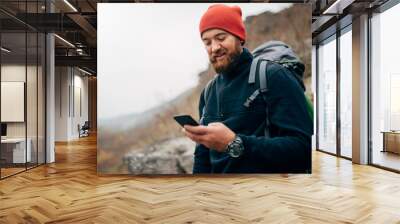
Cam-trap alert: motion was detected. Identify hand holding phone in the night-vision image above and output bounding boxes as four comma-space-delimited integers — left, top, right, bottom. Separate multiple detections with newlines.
173, 115, 199, 127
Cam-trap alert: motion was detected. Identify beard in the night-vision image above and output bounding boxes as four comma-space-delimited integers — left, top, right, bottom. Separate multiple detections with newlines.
210, 45, 242, 74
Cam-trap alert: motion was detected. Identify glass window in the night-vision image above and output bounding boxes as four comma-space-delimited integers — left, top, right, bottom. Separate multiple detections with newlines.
38, 32, 45, 165
339, 28, 352, 158
371, 3, 400, 171
1, 31, 28, 178
0, 1, 46, 179
318, 36, 337, 154
27, 30, 38, 169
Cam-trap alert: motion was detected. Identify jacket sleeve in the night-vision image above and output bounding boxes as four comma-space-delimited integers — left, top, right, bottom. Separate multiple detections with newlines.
192, 89, 212, 173
237, 65, 313, 173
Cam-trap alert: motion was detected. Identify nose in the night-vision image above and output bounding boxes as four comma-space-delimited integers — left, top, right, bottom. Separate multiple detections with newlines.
211, 40, 221, 53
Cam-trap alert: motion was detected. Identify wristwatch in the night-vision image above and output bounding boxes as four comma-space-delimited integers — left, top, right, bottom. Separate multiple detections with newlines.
225, 135, 244, 158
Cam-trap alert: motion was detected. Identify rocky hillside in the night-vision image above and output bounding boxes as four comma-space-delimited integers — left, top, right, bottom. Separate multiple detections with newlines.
123, 137, 195, 174
98, 4, 312, 174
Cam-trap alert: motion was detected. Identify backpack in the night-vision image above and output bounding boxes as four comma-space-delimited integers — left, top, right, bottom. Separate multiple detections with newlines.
202, 41, 314, 137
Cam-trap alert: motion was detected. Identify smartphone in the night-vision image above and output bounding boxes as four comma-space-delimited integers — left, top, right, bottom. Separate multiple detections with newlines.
173, 115, 199, 127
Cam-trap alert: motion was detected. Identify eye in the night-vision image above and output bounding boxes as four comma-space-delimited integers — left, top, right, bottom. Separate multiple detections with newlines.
216, 34, 226, 41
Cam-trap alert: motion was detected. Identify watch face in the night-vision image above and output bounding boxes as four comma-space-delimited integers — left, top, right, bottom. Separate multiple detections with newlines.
231, 146, 241, 157
228, 137, 244, 158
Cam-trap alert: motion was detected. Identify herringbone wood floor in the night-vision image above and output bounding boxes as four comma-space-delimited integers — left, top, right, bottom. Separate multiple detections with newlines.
1, 134, 400, 224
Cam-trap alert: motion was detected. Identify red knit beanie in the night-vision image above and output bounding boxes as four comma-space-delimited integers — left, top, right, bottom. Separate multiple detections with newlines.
199, 4, 246, 43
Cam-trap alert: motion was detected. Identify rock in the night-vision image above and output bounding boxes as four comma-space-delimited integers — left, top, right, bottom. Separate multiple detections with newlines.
124, 137, 196, 174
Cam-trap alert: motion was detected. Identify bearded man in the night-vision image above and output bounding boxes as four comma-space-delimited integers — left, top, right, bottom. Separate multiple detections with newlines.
184, 4, 313, 173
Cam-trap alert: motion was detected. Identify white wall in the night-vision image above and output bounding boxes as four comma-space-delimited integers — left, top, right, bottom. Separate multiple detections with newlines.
72, 72, 89, 137
1, 65, 26, 138
55, 66, 69, 141
1, 65, 40, 138
55, 67, 89, 141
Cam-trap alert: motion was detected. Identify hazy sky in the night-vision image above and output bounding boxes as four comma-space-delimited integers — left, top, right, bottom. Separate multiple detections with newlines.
98, 3, 292, 120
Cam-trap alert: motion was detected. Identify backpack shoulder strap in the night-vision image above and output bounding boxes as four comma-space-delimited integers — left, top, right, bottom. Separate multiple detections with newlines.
258, 60, 271, 138
258, 60, 269, 93
248, 57, 261, 84
246, 59, 271, 138
244, 59, 270, 107
248, 58, 269, 91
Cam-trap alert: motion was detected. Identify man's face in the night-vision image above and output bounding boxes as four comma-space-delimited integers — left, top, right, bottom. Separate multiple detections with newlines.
201, 29, 243, 74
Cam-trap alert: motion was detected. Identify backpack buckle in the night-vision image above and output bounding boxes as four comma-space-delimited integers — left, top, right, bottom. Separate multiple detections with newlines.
243, 89, 261, 108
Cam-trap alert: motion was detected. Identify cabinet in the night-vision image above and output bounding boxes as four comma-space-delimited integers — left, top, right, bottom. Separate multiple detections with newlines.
382, 131, 400, 154
0, 138, 32, 165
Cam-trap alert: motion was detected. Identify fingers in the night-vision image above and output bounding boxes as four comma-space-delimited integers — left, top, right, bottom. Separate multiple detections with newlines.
208, 122, 219, 126
184, 130, 207, 145
184, 125, 208, 135
208, 122, 223, 127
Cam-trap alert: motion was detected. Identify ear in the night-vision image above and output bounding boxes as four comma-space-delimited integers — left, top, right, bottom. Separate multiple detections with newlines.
235, 37, 244, 46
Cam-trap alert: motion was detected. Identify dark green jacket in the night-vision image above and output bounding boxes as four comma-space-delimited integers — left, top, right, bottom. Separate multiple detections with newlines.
193, 48, 313, 173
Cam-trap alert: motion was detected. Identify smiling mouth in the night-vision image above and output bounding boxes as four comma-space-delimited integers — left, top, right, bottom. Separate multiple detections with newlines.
214, 54, 226, 61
